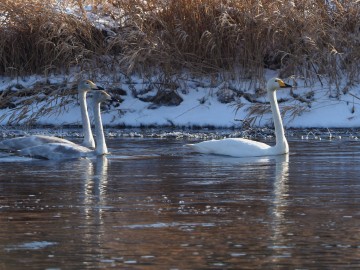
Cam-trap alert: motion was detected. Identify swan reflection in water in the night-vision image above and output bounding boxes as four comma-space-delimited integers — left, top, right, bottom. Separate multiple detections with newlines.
72, 155, 109, 264
191, 151, 291, 260
269, 154, 291, 260
83, 156, 109, 222
197, 153, 291, 261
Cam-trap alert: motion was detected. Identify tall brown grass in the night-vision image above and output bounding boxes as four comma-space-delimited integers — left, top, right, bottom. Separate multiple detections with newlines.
0, 0, 359, 84
114, 0, 360, 83
0, 0, 105, 76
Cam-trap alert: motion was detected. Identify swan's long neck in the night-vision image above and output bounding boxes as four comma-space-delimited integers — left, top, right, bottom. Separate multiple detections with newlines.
79, 91, 95, 148
93, 100, 108, 155
268, 90, 288, 153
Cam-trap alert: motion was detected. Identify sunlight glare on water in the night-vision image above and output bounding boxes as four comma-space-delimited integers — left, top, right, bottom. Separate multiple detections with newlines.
1, 133, 360, 269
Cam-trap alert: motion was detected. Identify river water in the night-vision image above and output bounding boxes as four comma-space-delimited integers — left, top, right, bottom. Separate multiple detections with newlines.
1, 132, 360, 269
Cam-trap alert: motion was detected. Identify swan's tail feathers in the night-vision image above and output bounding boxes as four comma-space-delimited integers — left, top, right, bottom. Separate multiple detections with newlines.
186, 143, 198, 151
19, 143, 90, 160
186, 143, 212, 154
186, 143, 195, 149
0, 135, 77, 152
0, 137, 31, 151
0, 141, 11, 150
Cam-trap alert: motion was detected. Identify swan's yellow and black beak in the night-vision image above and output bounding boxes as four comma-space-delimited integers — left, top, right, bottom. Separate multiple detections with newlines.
92, 84, 104, 90
278, 79, 292, 88
87, 80, 105, 90
94, 85, 104, 90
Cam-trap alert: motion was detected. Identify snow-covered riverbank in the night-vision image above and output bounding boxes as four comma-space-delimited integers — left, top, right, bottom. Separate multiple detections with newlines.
1, 71, 360, 130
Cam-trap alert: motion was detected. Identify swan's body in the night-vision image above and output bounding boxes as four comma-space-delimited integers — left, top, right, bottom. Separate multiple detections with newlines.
19, 90, 110, 160
19, 143, 92, 160
0, 135, 77, 151
0, 80, 101, 151
188, 78, 292, 157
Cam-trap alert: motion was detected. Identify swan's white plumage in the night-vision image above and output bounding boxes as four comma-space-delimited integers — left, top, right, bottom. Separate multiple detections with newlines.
0, 80, 101, 151
19, 142, 91, 160
188, 78, 292, 157
0, 135, 77, 151
19, 90, 111, 160
191, 138, 272, 157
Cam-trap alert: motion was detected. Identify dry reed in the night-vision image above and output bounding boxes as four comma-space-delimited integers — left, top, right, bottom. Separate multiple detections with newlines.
0, 0, 359, 82
112, 0, 360, 83
0, 0, 105, 76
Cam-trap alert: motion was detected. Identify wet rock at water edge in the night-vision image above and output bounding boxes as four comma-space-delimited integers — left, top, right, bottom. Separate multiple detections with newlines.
216, 87, 238, 103
141, 89, 183, 109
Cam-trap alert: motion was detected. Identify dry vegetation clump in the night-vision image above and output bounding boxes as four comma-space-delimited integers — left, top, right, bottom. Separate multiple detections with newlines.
114, 0, 360, 83
0, 0, 359, 83
0, 0, 106, 76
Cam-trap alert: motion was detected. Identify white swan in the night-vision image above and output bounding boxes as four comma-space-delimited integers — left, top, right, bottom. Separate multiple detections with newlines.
19, 90, 110, 160
0, 80, 101, 151
78, 80, 101, 148
188, 78, 293, 157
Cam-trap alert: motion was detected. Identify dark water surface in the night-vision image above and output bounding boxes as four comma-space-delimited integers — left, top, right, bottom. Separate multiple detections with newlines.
1, 136, 360, 269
